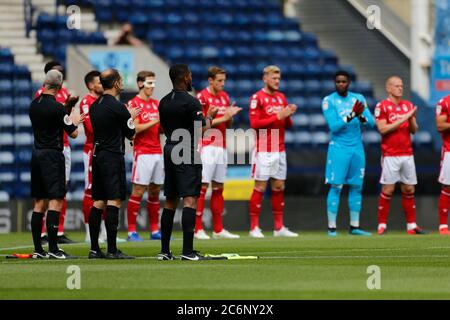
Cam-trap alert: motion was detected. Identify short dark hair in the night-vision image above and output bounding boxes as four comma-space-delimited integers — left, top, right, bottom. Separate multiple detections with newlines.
136, 70, 155, 83
100, 69, 121, 90
169, 64, 190, 85
208, 66, 226, 79
84, 70, 101, 89
335, 70, 351, 81
44, 61, 63, 73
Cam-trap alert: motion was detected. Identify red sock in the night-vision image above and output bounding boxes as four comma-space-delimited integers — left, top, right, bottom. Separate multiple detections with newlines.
377, 192, 392, 225
82, 189, 93, 224
41, 214, 46, 235
249, 189, 264, 230
147, 195, 160, 233
438, 189, 450, 226
195, 186, 207, 232
402, 193, 416, 224
127, 195, 142, 233
271, 190, 284, 231
211, 187, 224, 233
58, 197, 67, 234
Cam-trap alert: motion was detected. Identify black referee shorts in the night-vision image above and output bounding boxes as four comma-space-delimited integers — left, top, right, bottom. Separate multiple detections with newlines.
163, 144, 202, 198
31, 149, 66, 199
92, 150, 127, 201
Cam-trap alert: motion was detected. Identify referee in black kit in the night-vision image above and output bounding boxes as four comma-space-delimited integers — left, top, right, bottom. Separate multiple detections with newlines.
88, 69, 141, 259
158, 64, 218, 261
29, 70, 84, 259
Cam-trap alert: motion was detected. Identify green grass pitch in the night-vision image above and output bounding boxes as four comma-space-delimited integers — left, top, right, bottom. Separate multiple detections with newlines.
1, 231, 450, 299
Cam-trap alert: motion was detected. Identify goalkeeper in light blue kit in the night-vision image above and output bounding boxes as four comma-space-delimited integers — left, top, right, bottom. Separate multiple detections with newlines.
322, 71, 375, 236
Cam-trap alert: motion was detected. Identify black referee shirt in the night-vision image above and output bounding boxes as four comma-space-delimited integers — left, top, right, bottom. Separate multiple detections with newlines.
29, 93, 77, 151
159, 89, 205, 150
90, 94, 135, 154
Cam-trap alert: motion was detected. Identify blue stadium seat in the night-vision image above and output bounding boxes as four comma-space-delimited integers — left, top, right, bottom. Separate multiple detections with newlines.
0, 80, 12, 96
15, 148, 32, 165
0, 48, 14, 64
0, 115, 14, 133
13, 65, 31, 80
362, 130, 381, 148
291, 114, 310, 130
14, 133, 33, 147
413, 131, 433, 149
311, 131, 329, 148
306, 97, 323, 111
294, 131, 312, 148
290, 96, 307, 110
0, 133, 14, 151
0, 96, 13, 113
13, 79, 32, 96
303, 80, 322, 97
0, 63, 14, 80
14, 115, 32, 133
309, 113, 327, 131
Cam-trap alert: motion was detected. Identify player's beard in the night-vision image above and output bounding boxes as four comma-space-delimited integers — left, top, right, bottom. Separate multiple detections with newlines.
186, 81, 193, 92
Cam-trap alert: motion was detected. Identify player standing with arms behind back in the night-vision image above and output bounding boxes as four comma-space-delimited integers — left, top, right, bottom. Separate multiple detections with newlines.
248, 65, 298, 238
375, 76, 425, 235
322, 71, 375, 237
126, 71, 164, 242
435, 93, 450, 235
80, 70, 103, 242
158, 64, 217, 260
194, 66, 242, 240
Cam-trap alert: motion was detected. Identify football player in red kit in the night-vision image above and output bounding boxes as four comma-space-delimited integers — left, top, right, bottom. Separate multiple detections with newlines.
194, 66, 242, 240
126, 71, 163, 241
375, 76, 425, 235
248, 65, 298, 238
435, 93, 450, 235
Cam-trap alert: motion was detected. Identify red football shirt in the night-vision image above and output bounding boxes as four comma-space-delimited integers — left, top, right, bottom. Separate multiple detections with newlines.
35, 86, 70, 147
197, 87, 230, 148
436, 95, 450, 152
249, 89, 292, 152
79, 93, 97, 153
127, 95, 161, 155
375, 98, 414, 157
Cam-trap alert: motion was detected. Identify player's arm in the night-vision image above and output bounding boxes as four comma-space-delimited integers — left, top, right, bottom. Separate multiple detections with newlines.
212, 102, 242, 128
322, 98, 347, 133
284, 103, 297, 129
135, 117, 160, 133
190, 98, 215, 133
436, 114, 450, 133
408, 106, 418, 134
59, 107, 83, 139
377, 107, 416, 136
80, 100, 93, 136
249, 97, 278, 129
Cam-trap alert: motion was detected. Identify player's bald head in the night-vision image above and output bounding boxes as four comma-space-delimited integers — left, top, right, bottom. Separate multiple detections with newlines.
385, 75, 403, 98
44, 69, 63, 90
100, 68, 121, 90
386, 75, 402, 87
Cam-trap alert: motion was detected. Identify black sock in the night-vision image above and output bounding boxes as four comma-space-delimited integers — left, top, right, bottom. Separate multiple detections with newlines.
31, 212, 44, 253
46, 210, 60, 253
181, 207, 196, 255
105, 205, 119, 254
88, 207, 103, 252
161, 208, 175, 254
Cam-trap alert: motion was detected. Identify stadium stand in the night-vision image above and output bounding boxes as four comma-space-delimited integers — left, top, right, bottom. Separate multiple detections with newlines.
0, 0, 435, 200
